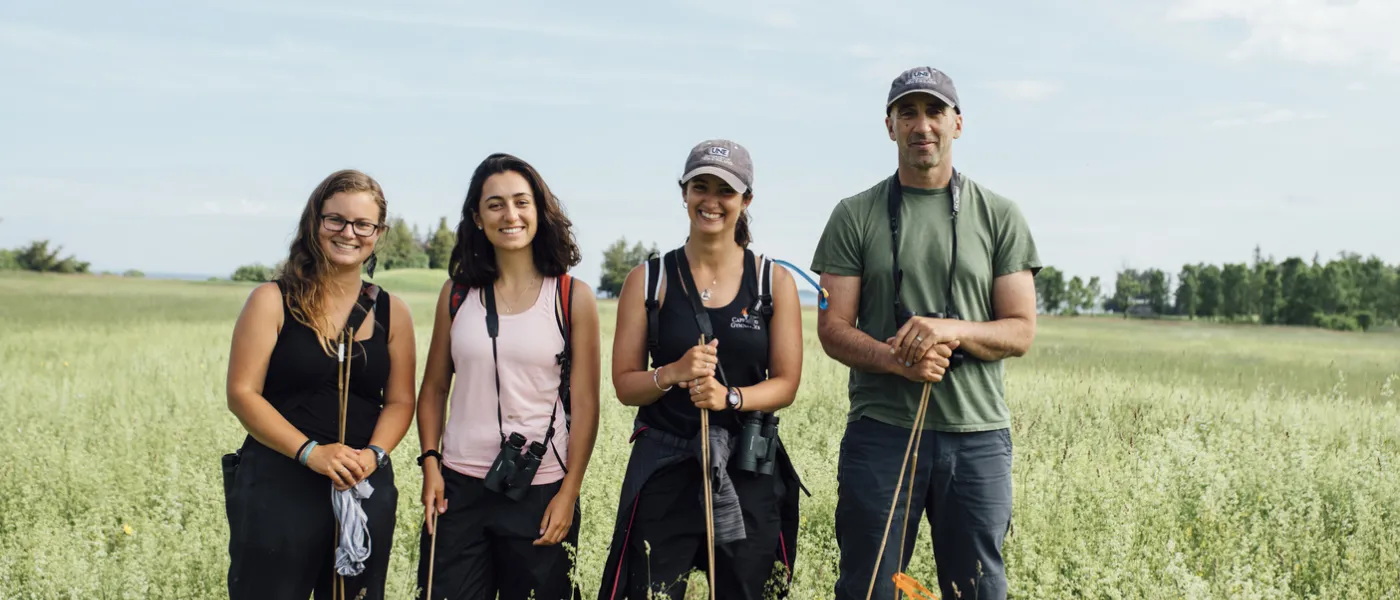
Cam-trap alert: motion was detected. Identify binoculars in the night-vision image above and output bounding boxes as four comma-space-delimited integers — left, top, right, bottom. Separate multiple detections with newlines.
736, 412, 780, 476
484, 432, 546, 502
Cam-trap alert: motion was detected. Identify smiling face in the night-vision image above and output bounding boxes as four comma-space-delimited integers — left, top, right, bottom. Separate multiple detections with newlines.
682, 173, 750, 237
473, 170, 537, 252
886, 94, 962, 174
317, 190, 382, 270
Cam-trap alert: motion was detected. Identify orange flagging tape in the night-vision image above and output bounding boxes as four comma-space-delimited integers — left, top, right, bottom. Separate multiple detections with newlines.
893, 573, 938, 600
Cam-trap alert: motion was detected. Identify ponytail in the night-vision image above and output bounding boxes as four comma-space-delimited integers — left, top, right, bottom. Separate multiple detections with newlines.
734, 191, 753, 247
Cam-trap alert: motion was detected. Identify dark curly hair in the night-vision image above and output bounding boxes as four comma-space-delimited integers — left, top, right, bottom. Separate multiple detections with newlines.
448, 153, 581, 289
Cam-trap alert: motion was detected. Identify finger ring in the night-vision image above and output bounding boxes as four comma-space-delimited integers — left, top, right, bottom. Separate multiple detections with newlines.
916, 335, 922, 341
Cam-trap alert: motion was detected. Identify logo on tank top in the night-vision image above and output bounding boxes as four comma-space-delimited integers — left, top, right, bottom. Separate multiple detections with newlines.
730, 307, 762, 331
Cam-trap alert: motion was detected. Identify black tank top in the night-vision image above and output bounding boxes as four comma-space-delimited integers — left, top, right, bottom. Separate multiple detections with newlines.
641, 248, 771, 439
261, 281, 391, 448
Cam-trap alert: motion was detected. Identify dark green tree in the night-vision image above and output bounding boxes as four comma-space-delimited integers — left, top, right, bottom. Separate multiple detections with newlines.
1084, 276, 1102, 314
376, 216, 429, 270
1065, 276, 1086, 316
15, 240, 90, 274
426, 216, 455, 270
598, 237, 658, 298
1035, 266, 1066, 314
1196, 265, 1222, 319
1146, 269, 1170, 315
1220, 263, 1250, 321
1259, 263, 1284, 324
1110, 269, 1143, 316
1278, 257, 1319, 326
1175, 264, 1200, 319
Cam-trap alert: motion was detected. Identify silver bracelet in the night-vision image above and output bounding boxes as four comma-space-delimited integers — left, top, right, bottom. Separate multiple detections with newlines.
653, 366, 674, 392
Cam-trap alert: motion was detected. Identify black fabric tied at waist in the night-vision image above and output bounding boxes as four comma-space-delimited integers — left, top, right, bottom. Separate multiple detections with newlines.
622, 419, 747, 544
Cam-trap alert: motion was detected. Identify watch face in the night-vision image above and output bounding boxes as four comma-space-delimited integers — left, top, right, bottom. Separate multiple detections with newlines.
727, 389, 739, 407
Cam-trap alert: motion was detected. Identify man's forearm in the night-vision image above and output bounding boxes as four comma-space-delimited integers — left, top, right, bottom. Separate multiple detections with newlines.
947, 317, 1034, 361
818, 321, 902, 375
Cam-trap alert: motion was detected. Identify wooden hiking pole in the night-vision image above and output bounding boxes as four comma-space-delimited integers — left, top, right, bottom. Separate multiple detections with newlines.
865, 381, 933, 600
894, 385, 932, 600
699, 335, 717, 600
425, 509, 439, 599
334, 329, 352, 600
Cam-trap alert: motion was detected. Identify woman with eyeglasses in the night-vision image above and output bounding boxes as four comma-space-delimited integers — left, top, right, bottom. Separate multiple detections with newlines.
223, 169, 417, 600
414, 153, 601, 600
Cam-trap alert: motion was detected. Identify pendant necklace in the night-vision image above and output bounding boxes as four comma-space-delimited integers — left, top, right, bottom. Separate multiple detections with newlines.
700, 277, 717, 302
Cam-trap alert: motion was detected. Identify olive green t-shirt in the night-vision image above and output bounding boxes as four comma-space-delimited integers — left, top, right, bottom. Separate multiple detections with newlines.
810, 173, 1041, 432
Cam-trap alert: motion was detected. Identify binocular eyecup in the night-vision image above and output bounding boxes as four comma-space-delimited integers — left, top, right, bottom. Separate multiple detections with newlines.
484, 432, 547, 502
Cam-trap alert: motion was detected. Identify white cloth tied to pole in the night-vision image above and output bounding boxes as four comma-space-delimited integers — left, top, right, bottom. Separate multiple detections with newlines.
331, 479, 375, 577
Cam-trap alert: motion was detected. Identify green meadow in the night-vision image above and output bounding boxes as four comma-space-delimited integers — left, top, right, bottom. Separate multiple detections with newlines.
1, 270, 1397, 599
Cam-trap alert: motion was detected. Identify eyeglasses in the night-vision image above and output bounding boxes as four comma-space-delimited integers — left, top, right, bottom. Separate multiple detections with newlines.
320, 214, 383, 237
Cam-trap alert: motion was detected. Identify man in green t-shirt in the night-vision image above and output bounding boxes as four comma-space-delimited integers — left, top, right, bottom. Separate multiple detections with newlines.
810, 66, 1041, 600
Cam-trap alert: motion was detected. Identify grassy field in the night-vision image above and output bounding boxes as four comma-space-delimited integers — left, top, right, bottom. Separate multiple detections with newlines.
1, 269, 1398, 599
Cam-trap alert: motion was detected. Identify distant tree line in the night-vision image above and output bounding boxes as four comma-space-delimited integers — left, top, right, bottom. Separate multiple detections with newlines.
1041, 246, 1400, 332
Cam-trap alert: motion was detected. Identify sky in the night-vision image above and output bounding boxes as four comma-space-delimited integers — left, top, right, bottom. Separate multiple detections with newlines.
2, 0, 1398, 289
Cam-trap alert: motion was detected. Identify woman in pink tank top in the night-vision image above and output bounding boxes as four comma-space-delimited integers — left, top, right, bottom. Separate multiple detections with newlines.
413, 153, 601, 600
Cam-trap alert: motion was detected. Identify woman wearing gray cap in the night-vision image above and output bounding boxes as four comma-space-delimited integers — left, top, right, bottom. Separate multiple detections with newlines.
596, 139, 809, 599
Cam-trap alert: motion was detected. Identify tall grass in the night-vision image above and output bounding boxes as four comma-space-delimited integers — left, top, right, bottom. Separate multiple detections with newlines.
1, 272, 1397, 598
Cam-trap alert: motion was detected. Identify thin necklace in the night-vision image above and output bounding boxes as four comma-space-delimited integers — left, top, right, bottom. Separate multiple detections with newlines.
685, 245, 720, 302
496, 275, 539, 314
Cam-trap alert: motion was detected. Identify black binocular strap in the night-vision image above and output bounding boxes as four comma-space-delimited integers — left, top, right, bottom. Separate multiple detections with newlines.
887, 169, 961, 322
482, 282, 569, 475
670, 250, 731, 390
483, 283, 506, 446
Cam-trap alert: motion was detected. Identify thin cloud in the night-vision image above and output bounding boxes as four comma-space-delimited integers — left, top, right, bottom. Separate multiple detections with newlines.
1167, 0, 1400, 67
189, 198, 291, 218
988, 80, 1062, 102
1207, 102, 1327, 128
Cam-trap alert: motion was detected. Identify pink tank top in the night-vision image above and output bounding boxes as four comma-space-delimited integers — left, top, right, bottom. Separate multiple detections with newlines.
441, 276, 569, 485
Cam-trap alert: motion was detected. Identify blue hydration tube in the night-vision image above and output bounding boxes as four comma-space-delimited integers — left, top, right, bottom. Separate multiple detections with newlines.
773, 259, 829, 310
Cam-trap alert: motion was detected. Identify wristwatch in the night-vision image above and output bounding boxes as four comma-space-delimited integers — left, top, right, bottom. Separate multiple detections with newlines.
726, 387, 742, 411
367, 445, 389, 469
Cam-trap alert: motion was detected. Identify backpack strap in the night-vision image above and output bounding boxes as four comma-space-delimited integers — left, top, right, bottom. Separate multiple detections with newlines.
554, 274, 575, 422
445, 280, 470, 375
755, 253, 775, 320
643, 252, 663, 358
448, 280, 469, 322
549, 274, 576, 474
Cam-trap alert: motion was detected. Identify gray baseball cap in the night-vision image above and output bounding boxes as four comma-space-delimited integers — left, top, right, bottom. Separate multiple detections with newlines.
679, 139, 753, 194
886, 66, 960, 114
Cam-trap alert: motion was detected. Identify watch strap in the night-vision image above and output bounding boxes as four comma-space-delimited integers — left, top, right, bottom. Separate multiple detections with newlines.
367, 444, 388, 467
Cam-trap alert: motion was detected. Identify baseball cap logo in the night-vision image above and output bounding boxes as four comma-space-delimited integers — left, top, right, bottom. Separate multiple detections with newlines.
707, 147, 730, 157
911, 70, 931, 80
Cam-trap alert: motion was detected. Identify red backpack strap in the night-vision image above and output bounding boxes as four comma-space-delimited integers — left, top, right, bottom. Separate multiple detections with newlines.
559, 274, 574, 331
448, 280, 468, 321
554, 274, 575, 422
